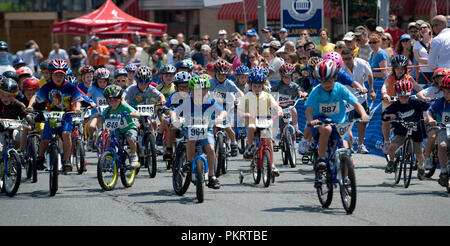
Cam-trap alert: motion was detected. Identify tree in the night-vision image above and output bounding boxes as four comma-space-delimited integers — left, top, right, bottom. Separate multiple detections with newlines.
328, 0, 378, 28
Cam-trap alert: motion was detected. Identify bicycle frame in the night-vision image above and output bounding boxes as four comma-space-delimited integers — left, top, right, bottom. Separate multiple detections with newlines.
253, 131, 273, 168
191, 141, 209, 176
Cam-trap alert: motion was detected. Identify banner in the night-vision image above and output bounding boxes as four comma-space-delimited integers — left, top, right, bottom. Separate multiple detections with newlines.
280, 0, 324, 42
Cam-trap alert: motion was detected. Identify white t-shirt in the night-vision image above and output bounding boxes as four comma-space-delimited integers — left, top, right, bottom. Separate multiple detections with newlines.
413, 41, 432, 73
268, 56, 284, 82
48, 49, 69, 61
417, 85, 443, 100
342, 57, 373, 104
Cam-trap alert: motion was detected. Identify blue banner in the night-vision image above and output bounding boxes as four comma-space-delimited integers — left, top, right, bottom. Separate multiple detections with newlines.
281, 0, 323, 38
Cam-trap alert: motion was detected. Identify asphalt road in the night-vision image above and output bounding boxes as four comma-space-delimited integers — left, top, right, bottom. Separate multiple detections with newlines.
1, 147, 449, 227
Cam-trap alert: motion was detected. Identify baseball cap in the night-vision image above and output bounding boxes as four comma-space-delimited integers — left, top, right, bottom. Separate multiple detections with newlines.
375, 26, 385, 33
169, 39, 179, 46
218, 29, 227, 35
400, 34, 411, 41
280, 28, 288, 33
246, 29, 257, 36
354, 26, 367, 36
262, 26, 272, 33
343, 32, 355, 41
269, 40, 281, 49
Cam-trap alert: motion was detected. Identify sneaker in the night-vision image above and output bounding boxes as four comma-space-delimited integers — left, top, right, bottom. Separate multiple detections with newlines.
182, 161, 192, 173
424, 158, 433, 170
316, 158, 327, 172
130, 154, 140, 168
230, 143, 238, 157
417, 167, 425, 181
244, 144, 255, 159
272, 166, 280, 177
357, 144, 369, 154
207, 176, 221, 189
438, 173, 449, 187
295, 129, 304, 138
163, 148, 173, 161
63, 160, 72, 172
383, 141, 390, 155
36, 156, 46, 170
385, 160, 395, 173
156, 133, 163, 146
298, 139, 308, 155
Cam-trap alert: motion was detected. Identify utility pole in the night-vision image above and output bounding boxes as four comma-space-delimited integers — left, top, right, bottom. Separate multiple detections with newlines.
257, 0, 267, 40
379, 0, 390, 29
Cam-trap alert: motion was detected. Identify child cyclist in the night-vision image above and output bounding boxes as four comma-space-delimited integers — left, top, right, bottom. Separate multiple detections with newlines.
382, 80, 430, 180
155, 64, 177, 146
162, 71, 191, 160
38, 60, 51, 88
381, 55, 423, 153
239, 70, 284, 176
97, 84, 141, 167
209, 59, 244, 156
271, 63, 305, 137
27, 59, 83, 172
113, 68, 129, 89
234, 65, 250, 93
417, 68, 449, 170
425, 75, 450, 187
305, 60, 370, 173
171, 75, 227, 189
125, 64, 138, 86
77, 65, 95, 94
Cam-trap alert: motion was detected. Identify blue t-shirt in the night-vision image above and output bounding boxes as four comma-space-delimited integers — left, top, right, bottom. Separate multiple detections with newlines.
165, 91, 188, 109
174, 94, 225, 130
305, 82, 358, 124
88, 85, 106, 115
35, 80, 83, 111
77, 82, 90, 94
209, 78, 240, 94
429, 97, 450, 123
369, 49, 389, 79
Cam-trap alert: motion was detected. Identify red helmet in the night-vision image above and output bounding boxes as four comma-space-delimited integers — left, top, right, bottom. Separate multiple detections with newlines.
279, 63, 295, 76
394, 80, 414, 96
22, 77, 40, 91
314, 60, 339, 82
441, 75, 450, 89
213, 59, 231, 74
16, 66, 33, 77
433, 68, 449, 79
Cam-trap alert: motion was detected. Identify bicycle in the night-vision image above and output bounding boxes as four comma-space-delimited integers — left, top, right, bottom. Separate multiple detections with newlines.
97, 112, 138, 191
70, 107, 91, 175
213, 117, 231, 178
171, 118, 191, 196
136, 104, 157, 178
278, 98, 304, 168
239, 116, 276, 187
425, 126, 439, 179
434, 123, 450, 193
0, 119, 23, 197
385, 117, 419, 188
24, 112, 43, 183
311, 118, 359, 214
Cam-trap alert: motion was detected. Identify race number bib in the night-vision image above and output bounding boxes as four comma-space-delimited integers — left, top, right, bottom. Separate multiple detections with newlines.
278, 94, 292, 102
255, 118, 273, 128
335, 122, 353, 137
44, 111, 65, 120
188, 125, 209, 140
320, 102, 340, 115
442, 112, 450, 124
97, 98, 107, 107
104, 118, 127, 130
137, 105, 155, 117
282, 108, 292, 122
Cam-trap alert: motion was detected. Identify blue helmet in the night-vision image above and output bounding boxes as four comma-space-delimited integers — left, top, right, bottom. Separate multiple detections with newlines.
235, 65, 250, 76
250, 66, 269, 76
176, 59, 194, 72
0, 41, 8, 51
12, 57, 26, 68
173, 71, 191, 85
160, 64, 177, 74
248, 71, 266, 84
114, 68, 128, 78
124, 64, 138, 72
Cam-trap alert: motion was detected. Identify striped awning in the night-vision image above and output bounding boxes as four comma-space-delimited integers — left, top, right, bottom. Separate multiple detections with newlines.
390, 0, 416, 16
218, 0, 280, 21
415, 0, 450, 15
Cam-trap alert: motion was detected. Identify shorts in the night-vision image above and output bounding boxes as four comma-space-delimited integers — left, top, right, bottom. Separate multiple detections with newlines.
391, 135, 423, 155
348, 100, 369, 120
42, 115, 73, 141
437, 129, 449, 146
114, 128, 138, 142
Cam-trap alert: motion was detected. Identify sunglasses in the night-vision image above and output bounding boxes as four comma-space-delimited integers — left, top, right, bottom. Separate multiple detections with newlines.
381, 38, 389, 41
116, 79, 127, 83
107, 97, 121, 101
300, 57, 307, 60
369, 41, 378, 44
306, 47, 314, 51
176, 48, 184, 52
343, 57, 353, 61
202, 38, 210, 41
248, 56, 256, 59
232, 39, 239, 42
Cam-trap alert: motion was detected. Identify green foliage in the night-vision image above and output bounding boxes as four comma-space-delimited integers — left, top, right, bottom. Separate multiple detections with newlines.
0, 0, 29, 12
328, 0, 378, 26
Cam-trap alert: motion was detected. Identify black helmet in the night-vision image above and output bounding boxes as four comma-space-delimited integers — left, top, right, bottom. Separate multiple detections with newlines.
2, 71, 18, 82
391, 55, 409, 67
0, 75, 19, 96
0, 41, 8, 51
40, 60, 50, 71
103, 84, 123, 98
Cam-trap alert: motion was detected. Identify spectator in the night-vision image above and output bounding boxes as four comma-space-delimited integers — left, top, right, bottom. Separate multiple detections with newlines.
201, 34, 211, 46
303, 41, 316, 58
295, 39, 306, 61
355, 26, 372, 62
218, 29, 228, 40
48, 42, 69, 63
16, 40, 43, 76
246, 29, 259, 44
365, 18, 378, 36
215, 38, 232, 61
428, 15, 450, 70
299, 29, 311, 42
384, 14, 405, 48
230, 32, 245, 59
333, 41, 346, 55
166, 39, 179, 65
191, 42, 204, 66
68, 36, 86, 77
176, 33, 191, 56
368, 34, 389, 80
174, 44, 187, 63
267, 41, 284, 83
279, 28, 288, 47
125, 44, 141, 66
284, 41, 296, 54
316, 28, 335, 56
87, 36, 110, 69
380, 32, 395, 59
285, 52, 298, 65
413, 22, 434, 84
395, 34, 414, 68
407, 22, 420, 44
343, 32, 359, 57
201, 45, 213, 66
261, 26, 278, 50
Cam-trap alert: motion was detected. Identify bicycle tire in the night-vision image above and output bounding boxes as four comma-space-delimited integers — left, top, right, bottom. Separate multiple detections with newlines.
30, 136, 39, 183
48, 146, 59, 196
316, 162, 333, 208
145, 133, 157, 178
425, 145, 437, 178
262, 149, 272, 187
339, 156, 357, 214
394, 147, 403, 185
284, 127, 296, 168
97, 150, 118, 191
24, 140, 32, 180
120, 152, 136, 188
252, 165, 261, 184
172, 145, 191, 195
74, 139, 85, 175
215, 133, 226, 177
403, 138, 414, 188
194, 158, 205, 203
4, 150, 22, 197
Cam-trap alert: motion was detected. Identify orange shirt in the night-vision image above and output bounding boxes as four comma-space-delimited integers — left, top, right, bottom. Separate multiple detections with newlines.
382, 73, 416, 109
88, 45, 109, 67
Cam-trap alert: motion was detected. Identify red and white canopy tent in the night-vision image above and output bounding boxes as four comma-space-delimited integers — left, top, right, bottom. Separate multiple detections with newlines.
51, 0, 167, 39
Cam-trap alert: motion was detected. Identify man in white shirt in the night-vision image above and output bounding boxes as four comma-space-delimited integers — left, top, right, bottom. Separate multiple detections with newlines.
267, 41, 284, 83
341, 48, 375, 154
429, 15, 450, 70
48, 42, 69, 63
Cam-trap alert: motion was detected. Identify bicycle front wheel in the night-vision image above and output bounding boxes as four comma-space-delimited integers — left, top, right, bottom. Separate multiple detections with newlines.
48, 146, 59, 196
120, 153, 137, 188
194, 158, 205, 203
402, 138, 414, 188
97, 150, 118, 191
29, 136, 40, 183
145, 133, 157, 178
262, 149, 272, 187
284, 127, 296, 168
316, 162, 333, 208
339, 156, 357, 214
4, 151, 22, 197
215, 133, 226, 177
73, 138, 86, 175
172, 145, 191, 195
394, 147, 403, 185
